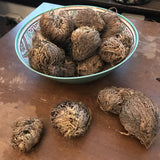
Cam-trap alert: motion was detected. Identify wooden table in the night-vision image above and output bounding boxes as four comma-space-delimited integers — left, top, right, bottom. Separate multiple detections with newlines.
0, 2, 160, 160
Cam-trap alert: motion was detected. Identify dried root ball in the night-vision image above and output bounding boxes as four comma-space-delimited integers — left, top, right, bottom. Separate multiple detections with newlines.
101, 12, 123, 40
97, 87, 136, 114
120, 94, 160, 149
28, 40, 65, 75
97, 86, 160, 149
71, 26, 101, 61
50, 101, 91, 138
46, 65, 64, 77
59, 57, 76, 77
40, 10, 74, 44
72, 8, 105, 32
97, 87, 124, 114
117, 33, 132, 55
101, 11, 117, 23
99, 37, 126, 65
11, 117, 43, 152
77, 55, 104, 76
48, 57, 76, 77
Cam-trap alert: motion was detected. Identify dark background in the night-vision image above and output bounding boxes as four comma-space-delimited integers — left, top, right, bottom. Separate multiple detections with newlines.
0, 0, 160, 38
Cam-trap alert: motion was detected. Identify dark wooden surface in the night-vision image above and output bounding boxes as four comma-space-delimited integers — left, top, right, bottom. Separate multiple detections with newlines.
0, 2, 160, 160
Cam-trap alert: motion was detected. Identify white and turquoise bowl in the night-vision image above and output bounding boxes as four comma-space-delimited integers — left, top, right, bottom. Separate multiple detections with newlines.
15, 5, 139, 84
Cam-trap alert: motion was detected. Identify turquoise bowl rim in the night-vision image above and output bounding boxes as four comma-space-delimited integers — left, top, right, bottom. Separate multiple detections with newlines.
15, 5, 139, 81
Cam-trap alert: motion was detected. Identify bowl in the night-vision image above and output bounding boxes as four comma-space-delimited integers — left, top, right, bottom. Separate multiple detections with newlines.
15, 5, 139, 84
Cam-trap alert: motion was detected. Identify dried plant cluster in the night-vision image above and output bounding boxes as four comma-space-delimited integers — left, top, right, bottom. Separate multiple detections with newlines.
11, 117, 43, 152
50, 101, 91, 138
28, 8, 132, 77
97, 87, 160, 149
10, 101, 91, 152
10, 89, 159, 152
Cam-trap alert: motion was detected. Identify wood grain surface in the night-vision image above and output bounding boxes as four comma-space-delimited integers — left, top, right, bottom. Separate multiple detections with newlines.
0, 2, 160, 160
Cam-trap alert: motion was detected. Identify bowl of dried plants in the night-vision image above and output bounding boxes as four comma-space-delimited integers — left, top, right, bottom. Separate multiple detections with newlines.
15, 5, 139, 83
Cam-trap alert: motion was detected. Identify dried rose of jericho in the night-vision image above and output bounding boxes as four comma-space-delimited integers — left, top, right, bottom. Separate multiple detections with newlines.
40, 10, 74, 44
97, 86, 160, 149
101, 12, 123, 41
11, 117, 43, 152
28, 40, 65, 76
120, 93, 160, 149
58, 57, 76, 77
77, 55, 104, 76
71, 26, 101, 61
29, 31, 77, 77
29, 8, 132, 77
117, 32, 132, 55
50, 101, 91, 138
97, 87, 135, 114
72, 8, 105, 32
98, 37, 126, 66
